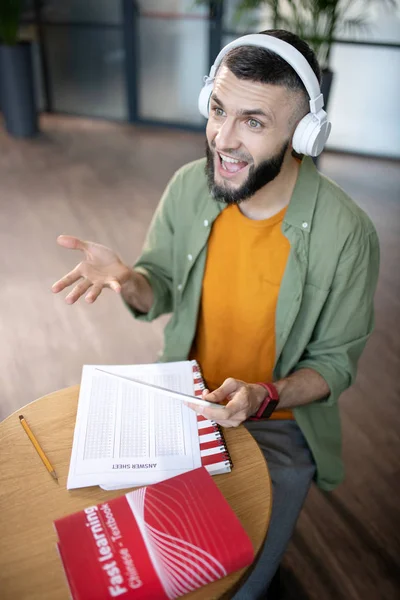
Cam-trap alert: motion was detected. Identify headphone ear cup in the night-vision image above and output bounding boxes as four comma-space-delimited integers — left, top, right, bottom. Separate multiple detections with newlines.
292, 112, 331, 157
312, 120, 331, 156
198, 80, 214, 119
292, 113, 317, 156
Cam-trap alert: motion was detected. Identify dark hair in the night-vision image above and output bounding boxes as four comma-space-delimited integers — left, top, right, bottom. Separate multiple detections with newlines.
222, 29, 321, 105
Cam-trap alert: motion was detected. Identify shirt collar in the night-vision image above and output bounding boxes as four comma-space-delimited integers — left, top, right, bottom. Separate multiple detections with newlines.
283, 156, 320, 233
205, 155, 320, 232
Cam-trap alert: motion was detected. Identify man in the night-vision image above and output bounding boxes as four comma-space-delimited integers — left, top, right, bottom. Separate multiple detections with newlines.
52, 30, 379, 599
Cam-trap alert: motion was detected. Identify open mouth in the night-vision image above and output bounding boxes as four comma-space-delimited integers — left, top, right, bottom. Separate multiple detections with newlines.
218, 152, 249, 175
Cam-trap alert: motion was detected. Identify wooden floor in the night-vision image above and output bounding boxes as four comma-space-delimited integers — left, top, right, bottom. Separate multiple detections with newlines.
1, 115, 399, 599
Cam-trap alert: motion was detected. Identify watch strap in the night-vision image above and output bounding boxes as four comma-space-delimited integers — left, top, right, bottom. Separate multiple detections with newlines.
252, 382, 280, 420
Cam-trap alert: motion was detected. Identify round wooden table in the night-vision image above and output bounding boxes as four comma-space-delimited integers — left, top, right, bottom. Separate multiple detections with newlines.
0, 386, 272, 600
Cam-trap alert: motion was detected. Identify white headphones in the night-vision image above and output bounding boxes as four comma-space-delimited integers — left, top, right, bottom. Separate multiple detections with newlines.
198, 34, 331, 157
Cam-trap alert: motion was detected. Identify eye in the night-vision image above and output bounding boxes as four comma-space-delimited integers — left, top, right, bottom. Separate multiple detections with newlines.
247, 118, 262, 129
213, 106, 225, 117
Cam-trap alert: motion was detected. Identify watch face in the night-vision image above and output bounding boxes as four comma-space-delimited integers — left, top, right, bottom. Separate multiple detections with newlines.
262, 399, 279, 418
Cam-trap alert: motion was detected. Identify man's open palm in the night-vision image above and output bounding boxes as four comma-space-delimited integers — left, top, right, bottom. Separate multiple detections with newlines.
52, 235, 131, 304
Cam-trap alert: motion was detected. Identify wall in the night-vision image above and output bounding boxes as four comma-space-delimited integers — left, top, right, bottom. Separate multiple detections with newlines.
257, 1, 400, 158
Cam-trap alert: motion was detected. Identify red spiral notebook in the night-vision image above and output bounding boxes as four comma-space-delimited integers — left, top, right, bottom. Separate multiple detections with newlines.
191, 361, 233, 476
55, 467, 254, 599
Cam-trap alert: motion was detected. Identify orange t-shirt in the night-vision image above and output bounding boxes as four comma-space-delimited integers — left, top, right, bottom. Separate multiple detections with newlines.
190, 203, 293, 419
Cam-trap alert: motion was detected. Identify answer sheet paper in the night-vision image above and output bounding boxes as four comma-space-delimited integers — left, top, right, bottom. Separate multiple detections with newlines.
67, 361, 202, 489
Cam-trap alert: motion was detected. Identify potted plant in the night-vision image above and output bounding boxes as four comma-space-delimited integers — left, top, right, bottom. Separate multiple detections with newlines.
199, 0, 397, 110
0, 0, 38, 137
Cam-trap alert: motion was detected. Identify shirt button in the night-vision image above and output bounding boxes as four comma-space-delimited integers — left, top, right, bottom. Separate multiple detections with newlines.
187, 254, 193, 261
203, 219, 209, 227
302, 222, 308, 229
177, 284, 182, 291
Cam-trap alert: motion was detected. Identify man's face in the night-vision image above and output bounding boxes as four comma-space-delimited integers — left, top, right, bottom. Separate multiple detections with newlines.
205, 66, 296, 204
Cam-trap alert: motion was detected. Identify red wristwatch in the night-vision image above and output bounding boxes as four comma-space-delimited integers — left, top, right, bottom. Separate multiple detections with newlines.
251, 382, 280, 420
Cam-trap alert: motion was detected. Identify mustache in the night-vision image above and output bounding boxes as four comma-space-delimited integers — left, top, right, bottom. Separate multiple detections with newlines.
208, 142, 252, 164
205, 138, 289, 205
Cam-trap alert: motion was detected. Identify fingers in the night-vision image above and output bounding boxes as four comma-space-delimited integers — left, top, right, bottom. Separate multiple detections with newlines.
108, 279, 122, 294
53, 271, 121, 303
56, 235, 87, 251
224, 387, 248, 415
209, 387, 248, 421
65, 279, 92, 304
85, 280, 120, 302
52, 265, 83, 293
188, 379, 250, 428
185, 402, 222, 421
186, 389, 210, 416
185, 401, 205, 416
186, 402, 237, 428
205, 377, 240, 404
85, 284, 103, 303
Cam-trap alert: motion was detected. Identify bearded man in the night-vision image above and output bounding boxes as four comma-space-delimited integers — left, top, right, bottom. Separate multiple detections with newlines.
53, 30, 379, 599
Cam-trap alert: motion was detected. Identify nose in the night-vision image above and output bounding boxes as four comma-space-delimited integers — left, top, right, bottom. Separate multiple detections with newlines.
214, 118, 241, 152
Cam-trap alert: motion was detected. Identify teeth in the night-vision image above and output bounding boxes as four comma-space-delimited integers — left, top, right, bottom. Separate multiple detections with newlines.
220, 154, 240, 164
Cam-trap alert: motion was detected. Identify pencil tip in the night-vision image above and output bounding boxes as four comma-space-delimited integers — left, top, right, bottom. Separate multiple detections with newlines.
51, 471, 59, 482
18, 415, 24, 420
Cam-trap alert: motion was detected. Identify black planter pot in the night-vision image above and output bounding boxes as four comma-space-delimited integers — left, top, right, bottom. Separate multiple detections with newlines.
0, 41, 38, 137
321, 67, 334, 111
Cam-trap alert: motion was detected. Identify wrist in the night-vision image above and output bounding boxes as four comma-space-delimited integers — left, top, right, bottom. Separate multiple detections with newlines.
253, 383, 269, 408
272, 378, 288, 408
119, 266, 135, 288
120, 268, 139, 305
251, 382, 280, 420
121, 269, 154, 314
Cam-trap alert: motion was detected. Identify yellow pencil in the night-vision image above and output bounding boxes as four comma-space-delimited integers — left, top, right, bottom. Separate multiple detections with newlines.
19, 415, 58, 481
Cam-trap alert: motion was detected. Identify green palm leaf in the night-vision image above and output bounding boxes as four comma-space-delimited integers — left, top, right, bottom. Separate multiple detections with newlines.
0, 0, 22, 45
197, 0, 399, 67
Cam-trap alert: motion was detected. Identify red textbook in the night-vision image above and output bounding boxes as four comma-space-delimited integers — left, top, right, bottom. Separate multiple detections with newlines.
54, 467, 254, 599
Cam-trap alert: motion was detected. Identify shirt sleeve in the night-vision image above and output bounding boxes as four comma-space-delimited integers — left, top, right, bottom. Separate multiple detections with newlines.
124, 172, 179, 322
293, 228, 380, 406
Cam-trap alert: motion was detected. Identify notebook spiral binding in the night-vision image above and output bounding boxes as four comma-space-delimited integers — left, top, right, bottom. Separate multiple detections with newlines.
213, 423, 233, 468
191, 360, 233, 470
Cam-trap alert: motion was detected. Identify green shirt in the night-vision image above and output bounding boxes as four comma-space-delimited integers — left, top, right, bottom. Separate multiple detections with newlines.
129, 156, 380, 491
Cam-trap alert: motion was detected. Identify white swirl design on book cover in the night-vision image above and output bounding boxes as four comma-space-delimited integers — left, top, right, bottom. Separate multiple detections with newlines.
126, 486, 227, 599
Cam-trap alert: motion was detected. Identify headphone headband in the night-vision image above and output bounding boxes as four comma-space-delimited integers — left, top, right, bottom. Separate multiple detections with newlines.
210, 34, 324, 114
198, 33, 331, 156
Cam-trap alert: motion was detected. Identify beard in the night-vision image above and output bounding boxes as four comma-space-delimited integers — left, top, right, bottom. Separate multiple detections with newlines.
205, 139, 289, 205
